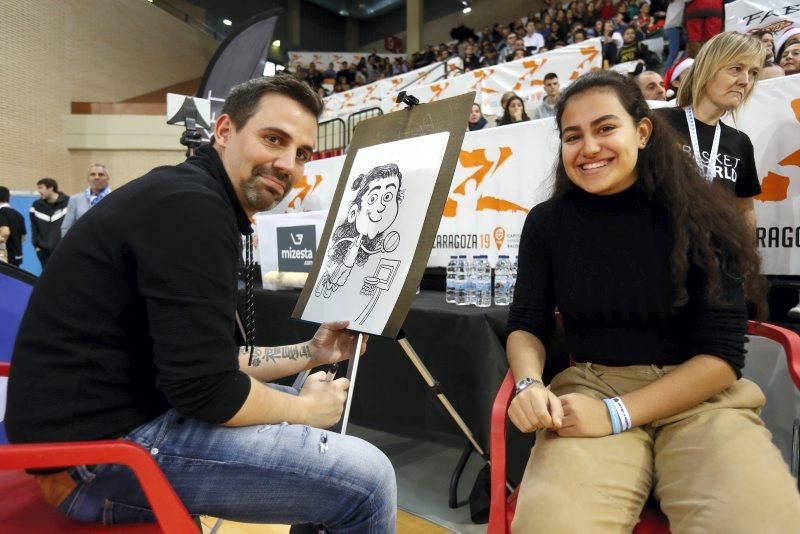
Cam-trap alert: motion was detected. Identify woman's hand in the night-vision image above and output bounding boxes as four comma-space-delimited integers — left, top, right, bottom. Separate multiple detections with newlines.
556, 393, 613, 437
508, 383, 564, 433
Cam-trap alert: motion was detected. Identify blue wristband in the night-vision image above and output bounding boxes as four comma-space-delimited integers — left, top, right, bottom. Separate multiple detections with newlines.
603, 398, 621, 435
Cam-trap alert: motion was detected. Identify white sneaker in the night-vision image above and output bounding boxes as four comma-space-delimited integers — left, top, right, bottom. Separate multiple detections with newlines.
788, 306, 800, 320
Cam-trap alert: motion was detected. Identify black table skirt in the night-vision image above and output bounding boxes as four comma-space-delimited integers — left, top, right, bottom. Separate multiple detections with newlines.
244, 289, 511, 450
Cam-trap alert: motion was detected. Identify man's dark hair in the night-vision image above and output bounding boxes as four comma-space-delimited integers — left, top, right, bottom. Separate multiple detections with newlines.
221, 74, 323, 129
544, 72, 559, 82
36, 178, 59, 192
0, 186, 9, 202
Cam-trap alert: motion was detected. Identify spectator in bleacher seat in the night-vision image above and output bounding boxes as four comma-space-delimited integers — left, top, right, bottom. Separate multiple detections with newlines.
684, 0, 723, 57
751, 30, 785, 80
61, 164, 111, 237
600, 0, 616, 21
572, 29, 588, 44
776, 29, 800, 74
588, 19, 603, 38
506, 68, 800, 534
305, 62, 322, 89
663, 0, 688, 70
636, 2, 657, 34
463, 44, 481, 71
617, 26, 650, 63
658, 32, 763, 228
336, 61, 352, 84
500, 91, 519, 112
780, 42, 800, 76
30, 177, 69, 268
481, 46, 499, 67
533, 73, 561, 120
634, 70, 667, 100
601, 20, 623, 66
497, 95, 531, 126
468, 103, 490, 131
776, 28, 800, 62
523, 21, 545, 53
322, 62, 336, 80
498, 31, 518, 63
663, 57, 694, 98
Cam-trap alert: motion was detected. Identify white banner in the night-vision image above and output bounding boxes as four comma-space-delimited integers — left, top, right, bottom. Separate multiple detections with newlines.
289, 51, 404, 72
478, 40, 602, 115
735, 75, 800, 274
724, 0, 800, 41
272, 76, 800, 272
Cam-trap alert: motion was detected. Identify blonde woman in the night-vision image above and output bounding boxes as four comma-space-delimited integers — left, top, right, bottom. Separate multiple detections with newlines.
657, 32, 764, 229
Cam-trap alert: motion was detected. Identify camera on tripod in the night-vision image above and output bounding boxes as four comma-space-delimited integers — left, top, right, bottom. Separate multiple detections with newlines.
166, 94, 213, 157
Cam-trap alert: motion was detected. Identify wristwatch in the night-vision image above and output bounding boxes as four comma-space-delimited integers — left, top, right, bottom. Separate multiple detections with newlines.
515, 376, 543, 394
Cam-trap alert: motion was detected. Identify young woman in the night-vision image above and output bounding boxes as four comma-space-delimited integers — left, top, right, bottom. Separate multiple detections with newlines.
506, 70, 800, 532
496, 95, 530, 126
467, 103, 489, 131
657, 32, 763, 229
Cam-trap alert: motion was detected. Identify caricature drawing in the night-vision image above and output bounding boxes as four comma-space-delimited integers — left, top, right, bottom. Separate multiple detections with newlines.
314, 163, 403, 298
356, 258, 401, 324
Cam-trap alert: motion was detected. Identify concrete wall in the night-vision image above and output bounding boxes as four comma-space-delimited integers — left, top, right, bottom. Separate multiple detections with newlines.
1, 0, 218, 193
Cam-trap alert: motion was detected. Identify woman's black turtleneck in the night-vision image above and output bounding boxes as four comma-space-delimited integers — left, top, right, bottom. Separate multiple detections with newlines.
507, 181, 748, 375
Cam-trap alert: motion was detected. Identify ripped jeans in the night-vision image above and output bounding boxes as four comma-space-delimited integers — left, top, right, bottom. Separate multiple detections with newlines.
55, 391, 396, 532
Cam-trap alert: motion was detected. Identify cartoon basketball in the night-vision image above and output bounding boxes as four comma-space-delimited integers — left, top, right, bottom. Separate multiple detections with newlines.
383, 231, 400, 252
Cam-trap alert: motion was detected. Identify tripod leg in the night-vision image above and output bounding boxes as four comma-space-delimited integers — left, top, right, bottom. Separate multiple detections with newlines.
397, 337, 486, 458
449, 440, 473, 508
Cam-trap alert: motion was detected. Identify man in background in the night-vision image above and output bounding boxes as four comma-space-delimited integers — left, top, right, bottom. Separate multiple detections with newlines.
0, 186, 26, 267
29, 177, 69, 268
635, 70, 667, 101
61, 164, 111, 236
532, 73, 561, 119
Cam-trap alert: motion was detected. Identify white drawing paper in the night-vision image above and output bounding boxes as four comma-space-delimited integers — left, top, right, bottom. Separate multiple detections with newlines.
301, 131, 451, 335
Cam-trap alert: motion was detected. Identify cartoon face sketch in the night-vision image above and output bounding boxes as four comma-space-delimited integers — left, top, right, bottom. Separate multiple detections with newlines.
314, 163, 403, 298
352, 174, 400, 239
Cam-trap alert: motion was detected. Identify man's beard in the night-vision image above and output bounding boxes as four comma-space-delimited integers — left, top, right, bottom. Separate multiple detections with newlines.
242, 165, 291, 212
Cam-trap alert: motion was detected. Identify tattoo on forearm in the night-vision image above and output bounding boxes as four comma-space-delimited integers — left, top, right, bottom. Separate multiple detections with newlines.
241, 344, 312, 367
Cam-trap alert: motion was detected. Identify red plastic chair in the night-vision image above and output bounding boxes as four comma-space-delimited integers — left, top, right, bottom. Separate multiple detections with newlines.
488, 320, 800, 534
0, 362, 198, 533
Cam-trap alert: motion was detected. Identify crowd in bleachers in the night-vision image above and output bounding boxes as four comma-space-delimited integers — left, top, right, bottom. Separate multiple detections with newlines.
292, 0, 799, 125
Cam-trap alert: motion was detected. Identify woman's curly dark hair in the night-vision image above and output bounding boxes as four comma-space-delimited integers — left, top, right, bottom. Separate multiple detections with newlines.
552, 71, 766, 318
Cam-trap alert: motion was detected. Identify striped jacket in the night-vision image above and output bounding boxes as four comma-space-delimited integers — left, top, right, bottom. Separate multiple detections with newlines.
29, 192, 69, 251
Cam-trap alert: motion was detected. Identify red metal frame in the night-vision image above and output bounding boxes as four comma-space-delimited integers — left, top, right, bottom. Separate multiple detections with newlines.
488, 320, 800, 534
0, 362, 197, 533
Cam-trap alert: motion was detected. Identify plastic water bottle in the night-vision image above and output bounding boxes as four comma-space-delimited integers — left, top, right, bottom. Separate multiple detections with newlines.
445, 256, 457, 304
509, 256, 518, 304
456, 255, 468, 305
466, 255, 477, 305
494, 255, 510, 306
476, 256, 492, 308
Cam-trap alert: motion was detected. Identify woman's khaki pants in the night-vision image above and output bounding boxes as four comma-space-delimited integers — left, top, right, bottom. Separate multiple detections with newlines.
511, 363, 800, 533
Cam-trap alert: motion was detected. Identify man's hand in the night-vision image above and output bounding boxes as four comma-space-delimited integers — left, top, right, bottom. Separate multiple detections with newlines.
556, 393, 613, 438
508, 383, 563, 433
298, 371, 350, 428
308, 321, 368, 367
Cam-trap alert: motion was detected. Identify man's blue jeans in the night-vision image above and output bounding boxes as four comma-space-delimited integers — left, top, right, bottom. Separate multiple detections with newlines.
55, 408, 397, 532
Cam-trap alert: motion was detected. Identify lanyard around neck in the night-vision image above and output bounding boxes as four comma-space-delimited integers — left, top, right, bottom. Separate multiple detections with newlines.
684, 106, 721, 183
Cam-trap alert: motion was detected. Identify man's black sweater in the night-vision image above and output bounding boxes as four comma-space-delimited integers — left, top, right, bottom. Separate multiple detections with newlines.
6, 145, 253, 444
507, 182, 748, 375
